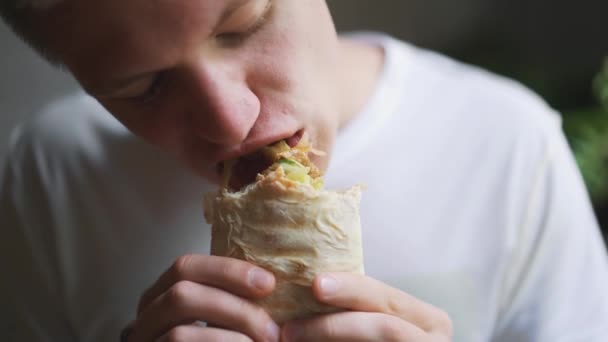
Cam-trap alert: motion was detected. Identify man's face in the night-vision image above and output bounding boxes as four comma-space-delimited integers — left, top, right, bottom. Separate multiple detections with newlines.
40, 0, 342, 182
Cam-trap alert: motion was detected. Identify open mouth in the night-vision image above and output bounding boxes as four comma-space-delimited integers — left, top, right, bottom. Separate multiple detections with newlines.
218, 130, 305, 191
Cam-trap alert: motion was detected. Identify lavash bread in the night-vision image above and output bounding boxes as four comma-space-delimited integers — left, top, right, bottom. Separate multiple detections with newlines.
203, 168, 364, 324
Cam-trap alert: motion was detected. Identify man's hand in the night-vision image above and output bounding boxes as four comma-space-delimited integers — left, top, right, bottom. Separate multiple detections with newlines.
281, 273, 453, 341
126, 254, 281, 342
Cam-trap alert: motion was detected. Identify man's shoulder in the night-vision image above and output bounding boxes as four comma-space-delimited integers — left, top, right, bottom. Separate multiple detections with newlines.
390, 41, 563, 158
371, 37, 569, 193
2, 90, 204, 214
5, 91, 130, 168
10, 91, 124, 151
405, 42, 560, 128
2, 91, 163, 195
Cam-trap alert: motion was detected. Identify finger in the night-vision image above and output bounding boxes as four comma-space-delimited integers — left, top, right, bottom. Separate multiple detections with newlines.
138, 254, 275, 314
281, 311, 426, 342
130, 280, 280, 342
157, 325, 253, 342
312, 273, 452, 335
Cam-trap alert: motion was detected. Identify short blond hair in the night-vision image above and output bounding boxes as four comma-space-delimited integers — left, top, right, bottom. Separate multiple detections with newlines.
1, 0, 64, 64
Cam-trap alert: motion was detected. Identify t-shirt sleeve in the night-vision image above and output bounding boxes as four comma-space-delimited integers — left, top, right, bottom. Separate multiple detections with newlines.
0, 125, 77, 341
492, 118, 608, 341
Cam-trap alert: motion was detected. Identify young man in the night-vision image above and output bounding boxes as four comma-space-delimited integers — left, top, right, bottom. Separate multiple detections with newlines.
1, 0, 607, 341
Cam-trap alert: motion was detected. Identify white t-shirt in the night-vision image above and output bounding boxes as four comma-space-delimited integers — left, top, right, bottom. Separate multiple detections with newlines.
2, 33, 607, 342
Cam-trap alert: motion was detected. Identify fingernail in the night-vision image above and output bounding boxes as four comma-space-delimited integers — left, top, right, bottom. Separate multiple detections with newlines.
320, 275, 339, 296
283, 322, 304, 342
249, 267, 273, 290
266, 321, 280, 342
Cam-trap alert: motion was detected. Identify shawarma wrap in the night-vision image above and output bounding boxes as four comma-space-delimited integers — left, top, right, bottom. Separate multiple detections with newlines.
203, 138, 364, 324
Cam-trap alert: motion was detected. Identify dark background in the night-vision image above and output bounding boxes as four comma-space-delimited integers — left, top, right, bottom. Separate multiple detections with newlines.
329, 0, 607, 111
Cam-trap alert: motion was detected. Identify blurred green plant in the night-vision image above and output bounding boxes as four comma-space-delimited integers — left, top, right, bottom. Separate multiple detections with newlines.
594, 58, 608, 110
562, 58, 608, 203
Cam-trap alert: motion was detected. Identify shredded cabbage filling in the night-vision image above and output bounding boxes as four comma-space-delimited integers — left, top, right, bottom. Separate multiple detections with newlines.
222, 138, 324, 191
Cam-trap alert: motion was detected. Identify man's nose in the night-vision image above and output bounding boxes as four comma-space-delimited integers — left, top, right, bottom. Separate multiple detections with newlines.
185, 61, 260, 146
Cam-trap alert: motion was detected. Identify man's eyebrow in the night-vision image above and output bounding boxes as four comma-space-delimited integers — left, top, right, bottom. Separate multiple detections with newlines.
86, 72, 155, 97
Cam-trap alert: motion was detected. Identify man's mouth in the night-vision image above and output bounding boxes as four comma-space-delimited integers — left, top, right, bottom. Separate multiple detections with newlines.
285, 130, 304, 148
217, 130, 305, 191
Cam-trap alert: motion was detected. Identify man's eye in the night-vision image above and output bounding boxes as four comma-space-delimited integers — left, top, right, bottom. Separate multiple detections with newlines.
216, 1, 272, 47
215, 31, 247, 45
130, 74, 164, 104
216, 20, 266, 46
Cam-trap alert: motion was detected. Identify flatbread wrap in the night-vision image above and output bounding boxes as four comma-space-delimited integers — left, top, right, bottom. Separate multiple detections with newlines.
203, 137, 364, 324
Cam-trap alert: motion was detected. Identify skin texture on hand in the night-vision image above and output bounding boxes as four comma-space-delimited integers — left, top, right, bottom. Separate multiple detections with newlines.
126, 254, 281, 342
281, 272, 454, 342
123, 257, 453, 342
